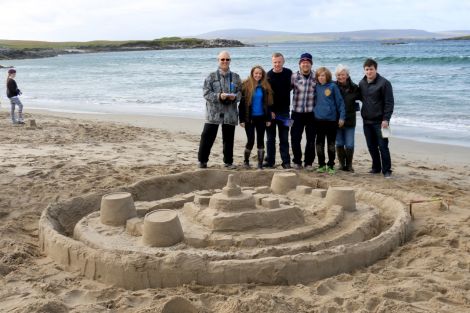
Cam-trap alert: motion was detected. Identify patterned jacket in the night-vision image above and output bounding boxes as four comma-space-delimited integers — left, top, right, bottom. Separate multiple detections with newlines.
291, 71, 316, 113
203, 69, 242, 125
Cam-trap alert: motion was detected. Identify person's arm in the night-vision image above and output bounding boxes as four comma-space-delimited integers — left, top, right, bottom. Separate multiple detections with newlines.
290, 72, 296, 90
382, 80, 394, 127
238, 91, 246, 127
234, 77, 242, 102
334, 85, 346, 127
203, 74, 221, 104
265, 89, 273, 125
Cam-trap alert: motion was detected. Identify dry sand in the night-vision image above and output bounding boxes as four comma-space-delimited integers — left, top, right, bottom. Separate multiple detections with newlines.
0, 109, 469, 312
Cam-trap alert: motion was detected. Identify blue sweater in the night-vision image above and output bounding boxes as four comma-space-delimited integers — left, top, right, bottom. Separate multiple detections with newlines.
314, 82, 346, 121
251, 85, 264, 116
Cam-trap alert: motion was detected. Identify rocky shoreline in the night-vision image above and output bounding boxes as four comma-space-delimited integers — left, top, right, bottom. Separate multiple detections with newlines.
0, 38, 246, 60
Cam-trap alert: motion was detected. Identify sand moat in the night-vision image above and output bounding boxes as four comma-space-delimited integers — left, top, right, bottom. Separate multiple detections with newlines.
40, 170, 411, 290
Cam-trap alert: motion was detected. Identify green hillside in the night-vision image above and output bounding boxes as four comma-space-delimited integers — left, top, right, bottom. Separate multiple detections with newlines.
0, 37, 245, 60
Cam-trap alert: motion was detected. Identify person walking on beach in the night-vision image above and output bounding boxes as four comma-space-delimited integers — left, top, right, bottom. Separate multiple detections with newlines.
314, 67, 345, 175
335, 64, 361, 172
198, 51, 242, 169
6, 68, 25, 125
265, 52, 293, 169
359, 58, 394, 178
239, 65, 273, 169
290, 53, 316, 170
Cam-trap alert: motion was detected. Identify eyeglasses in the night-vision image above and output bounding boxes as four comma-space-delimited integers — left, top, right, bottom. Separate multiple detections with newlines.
220, 58, 231, 61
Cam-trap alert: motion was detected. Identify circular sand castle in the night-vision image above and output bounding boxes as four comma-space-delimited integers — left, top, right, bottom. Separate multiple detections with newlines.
39, 171, 411, 290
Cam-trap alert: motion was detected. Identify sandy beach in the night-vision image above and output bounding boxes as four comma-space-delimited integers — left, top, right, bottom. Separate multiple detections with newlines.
1, 108, 469, 313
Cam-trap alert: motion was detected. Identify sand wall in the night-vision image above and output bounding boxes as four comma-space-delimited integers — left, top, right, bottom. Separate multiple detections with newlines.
39, 170, 411, 289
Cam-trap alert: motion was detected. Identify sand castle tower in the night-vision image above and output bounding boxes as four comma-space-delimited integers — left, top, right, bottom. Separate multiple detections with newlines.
183, 174, 304, 232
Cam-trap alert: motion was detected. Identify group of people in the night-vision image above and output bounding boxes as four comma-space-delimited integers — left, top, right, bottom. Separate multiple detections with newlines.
197, 51, 394, 178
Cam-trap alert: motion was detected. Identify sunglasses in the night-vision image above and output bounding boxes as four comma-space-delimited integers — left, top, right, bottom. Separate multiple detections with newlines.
220, 58, 231, 61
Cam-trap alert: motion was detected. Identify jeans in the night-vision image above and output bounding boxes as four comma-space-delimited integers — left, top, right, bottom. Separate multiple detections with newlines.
336, 126, 355, 149
290, 112, 316, 166
10, 96, 23, 123
244, 116, 266, 150
363, 123, 392, 174
266, 113, 290, 165
198, 123, 235, 164
315, 120, 338, 167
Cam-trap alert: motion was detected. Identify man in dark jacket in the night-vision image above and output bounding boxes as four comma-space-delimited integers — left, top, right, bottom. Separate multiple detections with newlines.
265, 52, 292, 169
359, 58, 394, 178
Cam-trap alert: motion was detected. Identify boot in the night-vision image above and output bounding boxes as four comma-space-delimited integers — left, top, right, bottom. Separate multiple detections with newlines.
336, 146, 346, 171
244, 149, 251, 168
257, 149, 265, 169
345, 148, 354, 172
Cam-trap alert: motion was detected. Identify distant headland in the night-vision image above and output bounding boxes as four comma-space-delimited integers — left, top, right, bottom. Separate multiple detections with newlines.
194, 28, 470, 43
0, 37, 246, 60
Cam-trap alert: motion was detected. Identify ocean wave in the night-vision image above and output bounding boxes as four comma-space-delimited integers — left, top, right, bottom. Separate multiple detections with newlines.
377, 56, 470, 65
317, 55, 470, 65
393, 116, 470, 133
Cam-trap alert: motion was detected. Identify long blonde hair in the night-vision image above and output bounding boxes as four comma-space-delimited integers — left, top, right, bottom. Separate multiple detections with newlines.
242, 65, 273, 105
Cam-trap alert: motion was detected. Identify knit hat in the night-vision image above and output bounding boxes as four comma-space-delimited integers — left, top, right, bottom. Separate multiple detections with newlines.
299, 53, 313, 64
8, 69, 16, 74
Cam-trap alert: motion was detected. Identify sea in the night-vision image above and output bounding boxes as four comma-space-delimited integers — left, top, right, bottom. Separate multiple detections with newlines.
1, 40, 470, 147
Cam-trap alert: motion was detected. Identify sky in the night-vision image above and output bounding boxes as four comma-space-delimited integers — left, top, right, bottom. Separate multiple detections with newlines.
1, 0, 469, 41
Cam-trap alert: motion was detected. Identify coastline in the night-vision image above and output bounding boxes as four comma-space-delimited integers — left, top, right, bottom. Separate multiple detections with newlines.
0, 38, 246, 61
26, 108, 470, 166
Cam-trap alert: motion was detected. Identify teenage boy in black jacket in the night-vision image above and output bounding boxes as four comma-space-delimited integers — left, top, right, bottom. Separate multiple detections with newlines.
359, 58, 394, 178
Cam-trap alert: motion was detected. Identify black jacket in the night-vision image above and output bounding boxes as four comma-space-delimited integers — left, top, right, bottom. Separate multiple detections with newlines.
267, 68, 292, 114
6, 78, 20, 98
359, 73, 394, 124
336, 78, 361, 127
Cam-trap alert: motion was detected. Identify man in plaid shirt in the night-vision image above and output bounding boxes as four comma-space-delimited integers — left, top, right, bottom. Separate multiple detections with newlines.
290, 53, 316, 170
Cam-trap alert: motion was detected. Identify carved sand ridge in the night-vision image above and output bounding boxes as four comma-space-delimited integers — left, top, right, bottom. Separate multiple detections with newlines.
39, 170, 412, 290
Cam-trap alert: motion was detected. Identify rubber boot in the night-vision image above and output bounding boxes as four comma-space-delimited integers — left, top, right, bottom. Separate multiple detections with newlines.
257, 149, 265, 169
244, 149, 251, 168
336, 146, 346, 171
345, 148, 355, 172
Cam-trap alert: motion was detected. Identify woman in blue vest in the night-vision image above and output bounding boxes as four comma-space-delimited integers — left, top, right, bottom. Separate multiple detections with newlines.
239, 65, 273, 169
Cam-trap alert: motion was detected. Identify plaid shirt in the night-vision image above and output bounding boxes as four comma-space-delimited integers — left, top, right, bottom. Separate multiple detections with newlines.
291, 71, 316, 113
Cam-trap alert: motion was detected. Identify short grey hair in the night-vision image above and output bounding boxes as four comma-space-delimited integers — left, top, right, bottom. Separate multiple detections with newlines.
335, 64, 350, 76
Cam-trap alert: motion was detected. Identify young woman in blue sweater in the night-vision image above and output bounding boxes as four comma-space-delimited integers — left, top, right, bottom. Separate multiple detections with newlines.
314, 67, 346, 174
239, 65, 273, 169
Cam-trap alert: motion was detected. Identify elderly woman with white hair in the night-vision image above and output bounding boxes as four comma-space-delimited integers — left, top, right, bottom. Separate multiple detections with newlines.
335, 64, 361, 172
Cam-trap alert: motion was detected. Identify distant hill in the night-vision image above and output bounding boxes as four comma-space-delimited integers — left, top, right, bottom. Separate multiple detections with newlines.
0, 37, 246, 60
195, 29, 470, 43
442, 35, 470, 40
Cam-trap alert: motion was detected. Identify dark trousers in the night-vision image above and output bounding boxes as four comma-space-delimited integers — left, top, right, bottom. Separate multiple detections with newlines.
315, 120, 338, 167
266, 114, 291, 166
290, 112, 316, 166
244, 116, 266, 150
198, 123, 235, 164
363, 123, 392, 174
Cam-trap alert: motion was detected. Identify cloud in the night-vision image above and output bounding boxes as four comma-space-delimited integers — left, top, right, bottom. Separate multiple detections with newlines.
0, 0, 468, 41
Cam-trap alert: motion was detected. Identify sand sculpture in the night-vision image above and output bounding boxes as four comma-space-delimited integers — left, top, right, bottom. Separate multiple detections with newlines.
39, 170, 412, 291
